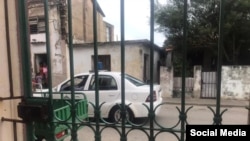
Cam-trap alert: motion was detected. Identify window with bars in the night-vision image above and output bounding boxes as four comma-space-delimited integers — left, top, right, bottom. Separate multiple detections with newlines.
29, 17, 46, 34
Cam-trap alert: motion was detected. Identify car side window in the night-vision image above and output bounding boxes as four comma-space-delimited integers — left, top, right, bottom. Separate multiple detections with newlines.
60, 75, 88, 91
89, 75, 117, 90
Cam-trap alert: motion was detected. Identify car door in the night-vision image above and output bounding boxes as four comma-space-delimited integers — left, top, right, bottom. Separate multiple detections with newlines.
84, 74, 120, 117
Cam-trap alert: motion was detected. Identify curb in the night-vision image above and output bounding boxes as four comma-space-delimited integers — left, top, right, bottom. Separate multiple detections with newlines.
162, 98, 249, 108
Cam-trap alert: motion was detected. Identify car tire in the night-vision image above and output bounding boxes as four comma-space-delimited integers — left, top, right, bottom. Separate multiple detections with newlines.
109, 106, 134, 123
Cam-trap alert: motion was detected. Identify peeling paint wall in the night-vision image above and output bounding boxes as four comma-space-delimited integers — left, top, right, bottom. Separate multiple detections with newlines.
160, 67, 173, 98
191, 66, 250, 100
162, 65, 250, 100
29, 0, 110, 86
221, 66, 250, 100
30, 4, 67, 87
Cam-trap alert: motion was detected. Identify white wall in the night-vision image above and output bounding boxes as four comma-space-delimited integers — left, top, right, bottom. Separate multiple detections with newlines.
221, 66, 250, 100
160, 66, 173, 97
191, 65, 250, 100
193, 66, 202, 98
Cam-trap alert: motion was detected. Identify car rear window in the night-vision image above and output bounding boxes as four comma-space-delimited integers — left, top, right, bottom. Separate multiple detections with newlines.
124, 74, 146, 86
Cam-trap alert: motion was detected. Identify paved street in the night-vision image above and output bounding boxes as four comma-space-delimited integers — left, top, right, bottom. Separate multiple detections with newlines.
63, 98, 249, 141
162, 97, 249, 108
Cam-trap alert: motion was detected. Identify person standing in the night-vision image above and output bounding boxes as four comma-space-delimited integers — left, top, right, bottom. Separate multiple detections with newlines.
38, 62, 48, 88
42, 63, 48, 88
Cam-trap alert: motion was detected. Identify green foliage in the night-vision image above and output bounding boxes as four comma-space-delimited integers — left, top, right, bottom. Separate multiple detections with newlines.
172, 52, 193, 77
155, 0, 250, 73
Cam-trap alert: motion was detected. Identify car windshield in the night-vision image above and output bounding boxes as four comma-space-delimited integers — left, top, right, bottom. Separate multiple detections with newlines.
124, 74, 146, 86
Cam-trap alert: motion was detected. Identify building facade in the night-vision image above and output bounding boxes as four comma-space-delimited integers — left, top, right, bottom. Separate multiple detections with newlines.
28, 0, 114, 87
73, 39, 162, 83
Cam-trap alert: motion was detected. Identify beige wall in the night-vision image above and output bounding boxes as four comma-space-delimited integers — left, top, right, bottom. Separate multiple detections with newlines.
0, 0, 24, 141
84, 0, 94, 42
72, 0, 107, 43
73, 44, 144, 80
73, 40, 160, 83
97, 13, 106, 42
72, 0, 85, 43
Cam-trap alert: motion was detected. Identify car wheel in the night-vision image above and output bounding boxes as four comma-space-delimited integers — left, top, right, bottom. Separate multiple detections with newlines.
109, 106, 134, 123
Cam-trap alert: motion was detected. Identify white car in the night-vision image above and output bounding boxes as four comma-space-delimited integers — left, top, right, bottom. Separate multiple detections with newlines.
40, 71, 162, 122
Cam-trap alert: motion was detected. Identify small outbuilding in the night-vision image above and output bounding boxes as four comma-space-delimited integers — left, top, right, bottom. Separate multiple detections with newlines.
73, 39, 163, 83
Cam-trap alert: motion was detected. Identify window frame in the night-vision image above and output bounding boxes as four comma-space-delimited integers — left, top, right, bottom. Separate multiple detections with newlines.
88, 75, 118, 91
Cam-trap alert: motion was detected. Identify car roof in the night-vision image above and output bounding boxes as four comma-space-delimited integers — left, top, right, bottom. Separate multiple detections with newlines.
74, 71, 121, 77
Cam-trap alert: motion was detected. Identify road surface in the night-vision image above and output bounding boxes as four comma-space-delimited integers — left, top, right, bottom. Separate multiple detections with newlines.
63, 104, 248, 141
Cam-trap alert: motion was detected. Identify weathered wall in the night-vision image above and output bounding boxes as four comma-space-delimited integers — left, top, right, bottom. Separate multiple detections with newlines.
73, 43, 144, 80
160, 67, 173, 97
191, 65, 250, 100
29, 0, 110, 86
73, 40, 160, 82
221, 66, 250, 100
83, 0, 94, 42
30, 5, 68, 87
193, 66, 202, 98
0, 0, 24, 141
72, 0, 84, 43
73, 0, 107, 43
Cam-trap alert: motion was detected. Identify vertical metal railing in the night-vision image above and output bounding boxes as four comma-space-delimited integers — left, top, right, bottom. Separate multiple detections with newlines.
67, 0, 78, 140
120, 0, 127, 141
214, 0, 224, 125
93, 0, 101, 141
43, 2, 54, 134
18, 0, 34, 140
180, 0, 188, 140
149, 0, 155, 140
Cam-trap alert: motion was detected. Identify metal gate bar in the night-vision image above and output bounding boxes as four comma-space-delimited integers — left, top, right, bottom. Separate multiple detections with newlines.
67, 0, 78, 140
180, 0, 188, 140
120, 0, 127, 140
18, 0, 34, 140
93, 0, 101, 140
214, 0, 225, 125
